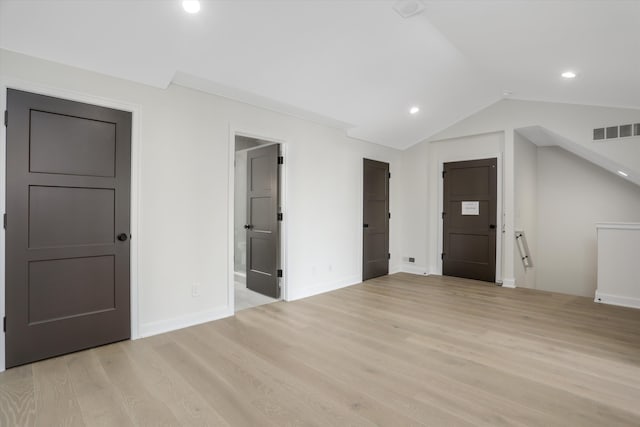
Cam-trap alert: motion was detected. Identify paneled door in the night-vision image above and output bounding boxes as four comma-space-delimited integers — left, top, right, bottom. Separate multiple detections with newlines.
5, 89, 132, 367
442, 158, 497, 282
363, 158, 389, 281
245, 144, 280, 299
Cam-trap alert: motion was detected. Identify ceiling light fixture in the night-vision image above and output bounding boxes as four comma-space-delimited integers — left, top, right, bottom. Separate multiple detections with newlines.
409, 106, 420, 115
618, 170, 629, 177
561, 71, 577, 79
393, 0, 425, 18
182, 0, 200, 14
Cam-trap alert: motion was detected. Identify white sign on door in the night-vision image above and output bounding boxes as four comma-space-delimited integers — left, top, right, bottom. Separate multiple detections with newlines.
461, 201, 480, 215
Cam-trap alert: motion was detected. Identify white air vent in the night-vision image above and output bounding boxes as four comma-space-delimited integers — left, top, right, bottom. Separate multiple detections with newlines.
393, 0, 425, 18
593, 123, 640, 141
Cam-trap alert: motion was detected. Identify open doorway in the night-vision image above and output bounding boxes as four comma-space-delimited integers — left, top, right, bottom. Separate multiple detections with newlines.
234, 135, 282, 311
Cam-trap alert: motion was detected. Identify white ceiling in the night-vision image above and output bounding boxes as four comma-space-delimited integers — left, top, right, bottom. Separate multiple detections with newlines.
1, 0, 638, 149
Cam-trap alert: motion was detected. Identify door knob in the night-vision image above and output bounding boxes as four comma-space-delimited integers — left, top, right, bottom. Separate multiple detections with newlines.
244, 224, 253, 230
489, 224, 496, 229
117, 233, 128, 242
363, 224, 369, 228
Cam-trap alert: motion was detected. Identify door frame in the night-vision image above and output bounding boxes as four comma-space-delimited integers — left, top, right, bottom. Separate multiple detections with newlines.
436, 153, 503, 283
227, 126, 287, 310
0, 78, 142, 372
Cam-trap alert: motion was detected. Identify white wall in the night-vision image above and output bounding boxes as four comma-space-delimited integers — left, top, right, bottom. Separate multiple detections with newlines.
0, 49, 402, 342
398, 142, 429, 274
431, 99, 640, 175
514, 133, 538, 289
536, 146, 640, 297
399, 98, 640, 294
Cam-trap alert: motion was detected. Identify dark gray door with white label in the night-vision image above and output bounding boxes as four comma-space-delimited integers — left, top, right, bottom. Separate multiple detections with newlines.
245, 144, 280, 299
442, 158, 497, 283
5, 89, 131, 368
363, 158, 389, 281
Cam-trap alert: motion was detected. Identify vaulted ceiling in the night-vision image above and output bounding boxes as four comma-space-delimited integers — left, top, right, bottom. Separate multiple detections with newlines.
1, 0, 638, 149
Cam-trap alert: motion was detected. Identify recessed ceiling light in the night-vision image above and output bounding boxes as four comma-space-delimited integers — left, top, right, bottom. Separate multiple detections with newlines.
618, 170, 629, 177
502, 90, 513, 97
561, 71, 577, 79
182, 0, 200, 14
409, 106, 420, 115
393, 0, 425, 18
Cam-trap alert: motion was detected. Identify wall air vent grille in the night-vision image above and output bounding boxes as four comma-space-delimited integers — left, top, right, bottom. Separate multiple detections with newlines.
593, 123, 640, 141
594, 128, 605, 140
620, 124, 632, 138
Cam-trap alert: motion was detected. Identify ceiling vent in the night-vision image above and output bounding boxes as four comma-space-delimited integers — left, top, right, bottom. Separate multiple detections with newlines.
393, 0, 425, 18
593, 123, 640, 141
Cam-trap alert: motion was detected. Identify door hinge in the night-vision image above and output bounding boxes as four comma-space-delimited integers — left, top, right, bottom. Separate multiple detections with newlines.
3, 317, 5, 333
442, 212, 446, 220
277, 269, 283, 278
277, 156, 284, 165
442, 170, 446, 178
4, 110, 7, 127
3, 213, 6, 229
388, 253, 391, 260
388, 172, 391, 179
441, 253, 445, 260
277, 213, 283, 221
388, 212, 391, 219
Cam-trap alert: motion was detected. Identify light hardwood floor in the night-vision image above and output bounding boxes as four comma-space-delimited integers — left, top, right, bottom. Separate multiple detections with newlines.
2, 273, 640, 426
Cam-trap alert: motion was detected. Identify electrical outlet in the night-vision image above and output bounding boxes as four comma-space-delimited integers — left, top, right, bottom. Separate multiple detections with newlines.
409, 257, 415, 263
191, 283, 201, 297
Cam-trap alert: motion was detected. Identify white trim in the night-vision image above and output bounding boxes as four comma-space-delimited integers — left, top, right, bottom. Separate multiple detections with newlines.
172, 72, 353, 131
596, 222, 640, 231
0, 77, 142, 372
228, 126, 288, 311
501, 278, 516, 288
234, 271, 246, 285
436, 151, 504, 282
287, 275, 361, 301
595, 292, 640, 310
399, 263, 429, 275
139, 305, 233, 338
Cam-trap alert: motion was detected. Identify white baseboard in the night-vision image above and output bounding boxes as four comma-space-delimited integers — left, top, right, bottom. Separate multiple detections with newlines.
138, 305, 233, 338
234, 271, 246, 284
501, 278, 516, 288
595, 292, 640, 310
399, 263, 429, 275
287, 274, 361, 301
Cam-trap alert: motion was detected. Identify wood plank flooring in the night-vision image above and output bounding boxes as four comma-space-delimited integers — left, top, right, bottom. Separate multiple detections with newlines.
2, 273, 640, 426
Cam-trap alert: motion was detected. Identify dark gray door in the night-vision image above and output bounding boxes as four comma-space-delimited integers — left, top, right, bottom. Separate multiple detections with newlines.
5, 89, 131, 368
245, 144, 280, 298
363, 159, 389, 281
442, 158, 497, 283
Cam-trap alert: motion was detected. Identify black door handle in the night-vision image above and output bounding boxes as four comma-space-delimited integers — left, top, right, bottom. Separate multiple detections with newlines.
244, 224, 253, 230
489, 224, 496, 229
117, 233, 128, 242
363, 224, 369, 228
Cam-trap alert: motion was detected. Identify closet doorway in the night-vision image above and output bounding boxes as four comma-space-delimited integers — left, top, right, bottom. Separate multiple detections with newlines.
233, 135, 283, 311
